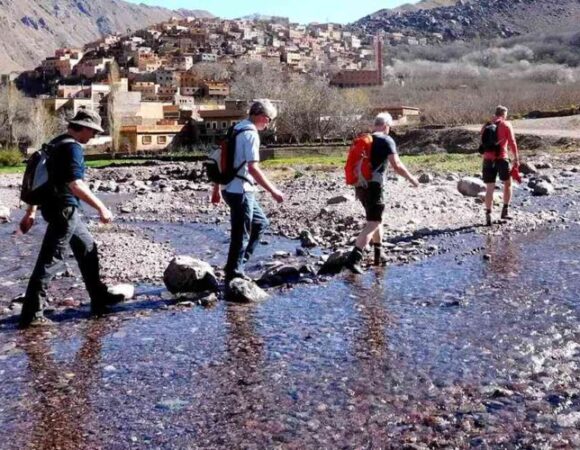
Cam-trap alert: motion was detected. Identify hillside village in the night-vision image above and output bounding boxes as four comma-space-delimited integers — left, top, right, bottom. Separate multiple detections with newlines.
10, 15, 431, 153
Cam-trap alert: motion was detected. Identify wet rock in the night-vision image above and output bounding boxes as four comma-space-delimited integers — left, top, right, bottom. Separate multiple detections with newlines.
258, 264, 301, 287
533, 181, 554, 196
535, 162, 552, 169
108, 283, 135, 300
299, 230, 318, 248
226, 278, 269, 303
418, 173, 434, 184
327, 194, 354, 205
163, 256, 218, 294
556, 412, 580, 428
457, 177, 486, 197
0, 206, 10, 223
519, 162, 538, 175
199, 292, 218, 307
155, 398, 189, 412
318, 250, 349, 275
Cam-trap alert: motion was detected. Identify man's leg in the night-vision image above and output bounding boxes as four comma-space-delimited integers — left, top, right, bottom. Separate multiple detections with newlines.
20, 208, 75, 327
244, 196, 269, 262
484, 183, 495, 225
482, 160, 496, 226
223, 192, 252, 280
345, 221, 382, 274
68, 213, 122, 312
500, 160, 513, 219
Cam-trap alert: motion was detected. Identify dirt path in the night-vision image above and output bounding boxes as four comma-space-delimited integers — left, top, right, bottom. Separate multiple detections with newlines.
463, 115, 580, 139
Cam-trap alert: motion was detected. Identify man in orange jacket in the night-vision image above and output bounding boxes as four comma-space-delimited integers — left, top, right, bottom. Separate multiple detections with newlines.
481, 105, 520, 226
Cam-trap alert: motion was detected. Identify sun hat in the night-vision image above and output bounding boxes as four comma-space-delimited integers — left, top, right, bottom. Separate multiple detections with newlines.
68, 108, 105, 133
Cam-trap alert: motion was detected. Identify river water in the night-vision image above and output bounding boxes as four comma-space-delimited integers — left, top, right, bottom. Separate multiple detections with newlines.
0, 214, 578, 447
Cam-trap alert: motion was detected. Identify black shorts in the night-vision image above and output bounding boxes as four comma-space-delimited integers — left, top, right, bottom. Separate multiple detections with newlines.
355, 183, 385, 222
482, 159, 510, 183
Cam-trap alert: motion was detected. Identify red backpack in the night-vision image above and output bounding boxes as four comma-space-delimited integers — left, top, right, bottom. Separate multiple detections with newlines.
344, 133, 373, 186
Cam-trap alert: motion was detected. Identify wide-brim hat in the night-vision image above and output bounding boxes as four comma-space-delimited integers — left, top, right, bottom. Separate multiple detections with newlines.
67, 109, 105, 133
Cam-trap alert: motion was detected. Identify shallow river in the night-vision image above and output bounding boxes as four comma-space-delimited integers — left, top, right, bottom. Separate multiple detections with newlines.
0, 212, 578, 447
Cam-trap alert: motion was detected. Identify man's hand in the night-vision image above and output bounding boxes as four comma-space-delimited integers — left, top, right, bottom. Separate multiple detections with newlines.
98, 206, 113, 224
513, 156, 520, 167
410, 177, 420, 188
271, 188, 284, 203
19, 212, 35, 234
211, 185, 222, 204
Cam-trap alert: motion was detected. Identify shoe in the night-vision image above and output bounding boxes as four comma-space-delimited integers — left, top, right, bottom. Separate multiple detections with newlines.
90, 292, 125, 316
225, 272, 252, 284
501, 206, 512, 220
373, 246, 388, 266
18, 315, 55, 329
344, 248, 364, 274
485, 212, 492, 227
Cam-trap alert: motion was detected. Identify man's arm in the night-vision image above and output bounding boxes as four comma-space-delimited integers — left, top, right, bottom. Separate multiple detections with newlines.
388, 154, 419, 187
69, 179, 113, 223
248, 162, 284, 203
505, 122, 519, 165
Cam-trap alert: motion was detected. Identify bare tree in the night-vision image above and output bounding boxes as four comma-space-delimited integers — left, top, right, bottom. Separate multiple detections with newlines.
0, 82, 31, 147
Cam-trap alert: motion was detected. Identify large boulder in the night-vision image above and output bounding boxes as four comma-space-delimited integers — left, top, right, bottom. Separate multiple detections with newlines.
163, 256, 218, 294
532, 181, 554, 196
457, 177, 486, 197
519, 162, 538, 175
299, 230, 318, 248
318, 250, 350, 275
0, 206, 10, 223
258, 264, 301, 287
226, 279, 269, 303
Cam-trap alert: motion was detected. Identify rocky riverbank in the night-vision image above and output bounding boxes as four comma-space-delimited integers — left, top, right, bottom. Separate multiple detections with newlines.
0, 148, 579, 311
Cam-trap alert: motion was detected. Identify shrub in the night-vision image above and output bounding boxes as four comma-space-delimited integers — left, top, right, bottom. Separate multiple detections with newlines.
0, 148, 23, 167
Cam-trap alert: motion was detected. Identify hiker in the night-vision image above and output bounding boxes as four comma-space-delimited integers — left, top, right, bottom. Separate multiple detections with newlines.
480, 105, 520, 226
345, 113, 419, 274
211, 100, 284, 282
18, 109, 124, 328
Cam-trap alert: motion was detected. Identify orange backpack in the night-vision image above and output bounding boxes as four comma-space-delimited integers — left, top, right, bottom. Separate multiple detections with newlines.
344, 133, 373, 186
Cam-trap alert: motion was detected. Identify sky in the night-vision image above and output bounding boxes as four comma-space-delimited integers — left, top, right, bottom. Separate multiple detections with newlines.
130, 0, 420, 25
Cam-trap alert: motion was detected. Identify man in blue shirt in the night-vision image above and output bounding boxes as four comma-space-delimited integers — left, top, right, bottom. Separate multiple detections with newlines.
346, 113, 420, 273
18, 109, 124, 328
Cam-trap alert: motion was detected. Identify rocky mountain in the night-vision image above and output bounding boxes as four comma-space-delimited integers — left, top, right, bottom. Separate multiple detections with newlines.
354, 0, 580, 41
0, 0, 213, 73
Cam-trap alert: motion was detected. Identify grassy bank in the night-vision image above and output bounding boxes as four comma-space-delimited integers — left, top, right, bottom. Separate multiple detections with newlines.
0, 159, 151, 175
262, 153, 482, 174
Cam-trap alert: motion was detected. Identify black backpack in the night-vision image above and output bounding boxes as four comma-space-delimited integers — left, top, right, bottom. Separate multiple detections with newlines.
478, 121, 502, 155
205, 126, 254, 185
20, 138, 76, 205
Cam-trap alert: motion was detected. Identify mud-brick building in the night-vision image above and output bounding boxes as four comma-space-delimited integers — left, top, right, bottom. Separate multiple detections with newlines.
330, 37, 384, 88
372, 106, 421, 124
119, 122, 185, 153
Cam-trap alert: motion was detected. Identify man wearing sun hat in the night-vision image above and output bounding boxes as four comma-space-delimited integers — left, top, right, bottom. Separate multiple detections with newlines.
18, 108, 125, 328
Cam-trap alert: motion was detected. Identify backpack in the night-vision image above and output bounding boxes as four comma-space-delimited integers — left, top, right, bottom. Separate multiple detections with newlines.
20, 138, 76, 206
344, 133, 374, 187
205, 126, 254, 185
479, 121, 502, 155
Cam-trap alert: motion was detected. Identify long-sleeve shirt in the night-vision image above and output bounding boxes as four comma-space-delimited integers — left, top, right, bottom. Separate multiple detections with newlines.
481, 118, 518, 161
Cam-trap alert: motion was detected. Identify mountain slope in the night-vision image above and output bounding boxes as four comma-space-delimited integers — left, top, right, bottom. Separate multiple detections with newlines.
0, 0, 213, 73
354, 0, 580, 41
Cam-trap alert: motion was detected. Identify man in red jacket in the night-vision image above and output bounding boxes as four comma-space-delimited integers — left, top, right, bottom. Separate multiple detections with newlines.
481, 105, 520, 226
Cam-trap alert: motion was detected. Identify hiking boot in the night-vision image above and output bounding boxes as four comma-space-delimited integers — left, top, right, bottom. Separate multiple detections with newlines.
90, 292, 125, 316
501, 205, 512, 220
485, 211, 492, 227
373, 245, 388, 266
225, 272, 252, 283
18, 315, 55, 329
344, 248, 364, 274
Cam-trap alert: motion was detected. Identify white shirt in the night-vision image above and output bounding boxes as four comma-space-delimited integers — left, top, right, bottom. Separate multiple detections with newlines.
224, 119, 260, 194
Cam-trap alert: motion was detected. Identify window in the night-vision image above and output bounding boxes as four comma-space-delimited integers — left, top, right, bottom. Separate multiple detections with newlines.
157, 136, 167, 144
142, 136, 152, 145
221, 121, 227, 129
212, 122, 217, 130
